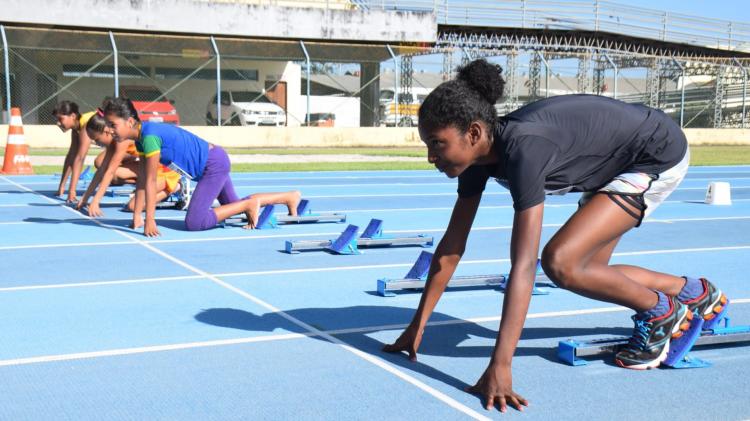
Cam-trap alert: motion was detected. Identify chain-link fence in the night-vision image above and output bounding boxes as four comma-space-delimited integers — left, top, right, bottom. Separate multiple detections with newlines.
216, 37, 303, 128
3, 26, 115, 125
396, 47, 749, 129
0, 25, 407, 129
1, 25, 748, 129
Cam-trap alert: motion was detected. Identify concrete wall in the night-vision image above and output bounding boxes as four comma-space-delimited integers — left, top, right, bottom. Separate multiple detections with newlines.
291, 96, 361, 127
1, 0, 436, 43
682, 129, 750, 145
5, 126, 750, 149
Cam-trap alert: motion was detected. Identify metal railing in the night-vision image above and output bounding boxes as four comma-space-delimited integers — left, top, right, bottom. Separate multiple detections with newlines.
355, 0, 750, 53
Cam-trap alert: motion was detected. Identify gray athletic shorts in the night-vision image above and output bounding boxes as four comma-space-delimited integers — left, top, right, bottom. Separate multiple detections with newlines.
578, 147, 690, 226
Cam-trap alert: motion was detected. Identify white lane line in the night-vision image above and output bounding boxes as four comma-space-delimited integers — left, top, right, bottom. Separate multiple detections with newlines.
0, 275, 204, 292
7, 177, 750, 189
232, 179, 750, 188
2, 300, 747, 369
305, 192, 499, 198
0, 240, 135, 251
0, 334, 313, 367
226, 174, 443, 181
4, 214, 750, 251
233, 183, 750, 191
298, 189, 750, 199
271, 197, 750, 212
0, 176, 490, 421
132, 244, 750, 280
4, 244, 750, 293
4, 166, 750, 186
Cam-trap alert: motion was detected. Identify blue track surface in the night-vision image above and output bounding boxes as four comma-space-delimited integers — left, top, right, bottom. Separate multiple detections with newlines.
1, 167, 749, 420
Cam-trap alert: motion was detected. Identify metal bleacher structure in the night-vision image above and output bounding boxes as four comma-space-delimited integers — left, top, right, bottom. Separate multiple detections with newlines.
352, 0, 750, 128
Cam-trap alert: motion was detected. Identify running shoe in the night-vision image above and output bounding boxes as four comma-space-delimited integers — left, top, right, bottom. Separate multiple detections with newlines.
615, 295, 693, 370
680, 277, 729, 331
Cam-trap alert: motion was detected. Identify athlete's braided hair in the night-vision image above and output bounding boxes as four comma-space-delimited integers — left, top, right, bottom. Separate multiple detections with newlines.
418, 59, 505, 134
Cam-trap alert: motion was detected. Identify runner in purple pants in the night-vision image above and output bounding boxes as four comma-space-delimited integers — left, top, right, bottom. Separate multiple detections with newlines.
104, 97, 301, 236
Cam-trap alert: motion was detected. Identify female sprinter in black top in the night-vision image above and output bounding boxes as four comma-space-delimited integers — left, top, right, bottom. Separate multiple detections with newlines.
383, 59, 728, 412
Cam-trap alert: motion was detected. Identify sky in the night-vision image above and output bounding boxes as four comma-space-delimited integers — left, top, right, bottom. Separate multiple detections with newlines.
362, 1, 750, 76
622, 0, 749, 23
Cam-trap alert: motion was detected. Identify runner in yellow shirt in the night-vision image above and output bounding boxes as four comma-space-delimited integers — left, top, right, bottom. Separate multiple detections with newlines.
52, 101, 95, 204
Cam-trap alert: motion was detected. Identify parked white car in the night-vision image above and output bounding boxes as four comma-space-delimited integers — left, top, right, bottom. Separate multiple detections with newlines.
207, 91, 286, 126
378, 87, 431, 127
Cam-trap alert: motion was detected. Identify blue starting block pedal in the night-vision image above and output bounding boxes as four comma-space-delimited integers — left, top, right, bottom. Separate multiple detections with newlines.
80, 165, 92, 180
223, 199, 346, 229
79, 165, 94, 188
557, 314, 750, 368
52, 165, 93, 182
284, 219, 434, 254
376, 251, 553, 297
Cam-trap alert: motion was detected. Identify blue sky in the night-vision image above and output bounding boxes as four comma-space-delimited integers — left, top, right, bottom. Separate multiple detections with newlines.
619, 0, 748, 23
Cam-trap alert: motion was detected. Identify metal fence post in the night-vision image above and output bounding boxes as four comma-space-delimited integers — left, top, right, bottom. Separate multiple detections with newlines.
299, 40, 311, 126
386, 44, 399, 126
536, 51, 551, 98
672, 57, 685, 128
108, 31, 119, 97
594, 1, 599, 32
732, 58, 747, 128
210, 36, 221, 127
1, 25, 11, 123
603, 53, 618, 99
728, 22, 733, 50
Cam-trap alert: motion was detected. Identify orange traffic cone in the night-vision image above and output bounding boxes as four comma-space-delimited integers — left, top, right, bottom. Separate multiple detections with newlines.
2, 107, 34, 175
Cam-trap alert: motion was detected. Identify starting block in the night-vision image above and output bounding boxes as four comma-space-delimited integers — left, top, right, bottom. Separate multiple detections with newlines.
79, 165, 94, 188
223, 199, 346, 229
106, 185, 135, 198
52, 165, 93, 184
284, 218, 434, 254
376, 251, 554, 297
557, 315, 750, 368
80, 165, 92, 180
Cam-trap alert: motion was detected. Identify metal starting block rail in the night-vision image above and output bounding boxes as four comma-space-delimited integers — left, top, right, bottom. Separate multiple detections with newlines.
106, 186, 134, 198
223, 199, 346, 229
284, 219, 433, 254
557, 316, 750, 368
377, 251, 554, 297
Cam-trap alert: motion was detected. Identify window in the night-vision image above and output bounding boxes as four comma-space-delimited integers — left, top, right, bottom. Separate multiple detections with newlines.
231, 92, 271, 103
154, 68, 258, 81
62, 64, 145, 79
379, 90, 394, 102
121, 87, 165, 102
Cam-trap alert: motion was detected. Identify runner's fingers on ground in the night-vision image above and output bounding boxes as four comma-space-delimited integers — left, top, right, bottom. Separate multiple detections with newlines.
383, 327, 421, 360
507, 393, 528, 411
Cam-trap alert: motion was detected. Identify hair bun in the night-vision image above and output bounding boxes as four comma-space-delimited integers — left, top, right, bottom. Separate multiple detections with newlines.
456, 59, 505, 104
